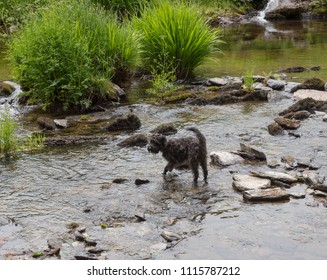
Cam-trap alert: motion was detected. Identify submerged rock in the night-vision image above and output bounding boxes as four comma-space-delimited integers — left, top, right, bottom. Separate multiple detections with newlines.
243, 188, 291, 202
37, 116, 57, 130
150, 123, 178, 135
279, 97, 327, 116
283, 110, 311, 120
232, 174, 271, 191
267, 123, 284, 136
274, 117, 301, 130
291, 77, 326, 93
0, 82, 14, 96
105, 114, 141, 132
117, 134, 148, 148
236, 143, 267, 161
210, 151, 245, 166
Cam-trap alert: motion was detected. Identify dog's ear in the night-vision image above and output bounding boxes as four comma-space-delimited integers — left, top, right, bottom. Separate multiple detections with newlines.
155, 134, 167, 146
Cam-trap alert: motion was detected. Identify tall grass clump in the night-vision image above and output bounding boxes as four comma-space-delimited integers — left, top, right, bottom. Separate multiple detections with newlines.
0, 108, 45, 157
134, 0, 221, 79
0, 109, 19, 155
8, 0, 139, 111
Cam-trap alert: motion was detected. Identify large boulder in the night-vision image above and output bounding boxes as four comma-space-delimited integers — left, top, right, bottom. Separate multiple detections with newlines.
105, 114, 141, 132
264, 0, 310, 20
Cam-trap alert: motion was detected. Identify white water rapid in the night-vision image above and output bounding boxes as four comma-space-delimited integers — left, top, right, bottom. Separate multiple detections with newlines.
253, 0, 288, 35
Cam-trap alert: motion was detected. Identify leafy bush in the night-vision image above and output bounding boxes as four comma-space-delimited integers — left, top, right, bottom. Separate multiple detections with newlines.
134, 0, 221, 79
0, 0, 49, 28
92, 0, 149, 18
8, 0, 139, 110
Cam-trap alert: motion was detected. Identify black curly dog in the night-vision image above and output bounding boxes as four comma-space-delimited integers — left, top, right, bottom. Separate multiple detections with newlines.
147, 127, 208, 182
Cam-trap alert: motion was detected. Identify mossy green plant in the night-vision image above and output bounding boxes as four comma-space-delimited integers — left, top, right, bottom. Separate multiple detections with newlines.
134, 0, 222, 79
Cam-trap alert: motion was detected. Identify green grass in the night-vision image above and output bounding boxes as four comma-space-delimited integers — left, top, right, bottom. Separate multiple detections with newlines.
134, 0, 222, 79
8, 0, 139, 111
0, 108, 45, 157
0, 0, 49, 29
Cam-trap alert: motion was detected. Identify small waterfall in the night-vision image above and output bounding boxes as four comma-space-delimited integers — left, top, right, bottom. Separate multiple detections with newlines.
0, 81, 23, 117
253, 0, 281, 34
257, 0, 280, 24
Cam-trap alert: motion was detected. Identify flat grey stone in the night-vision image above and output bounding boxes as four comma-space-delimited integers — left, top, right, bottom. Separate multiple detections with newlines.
232, 174, 271, 191
210, 151, 244, 166
243, 188, 290, 202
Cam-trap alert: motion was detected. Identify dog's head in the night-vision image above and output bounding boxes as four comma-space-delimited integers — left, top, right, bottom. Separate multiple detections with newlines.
147, 134, 167, 154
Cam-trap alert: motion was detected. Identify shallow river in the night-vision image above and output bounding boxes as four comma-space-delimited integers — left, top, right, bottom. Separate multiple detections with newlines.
0, 20, 327, 260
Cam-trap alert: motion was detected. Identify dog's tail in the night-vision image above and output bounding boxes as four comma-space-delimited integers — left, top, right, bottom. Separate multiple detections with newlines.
187, 127, 207, 151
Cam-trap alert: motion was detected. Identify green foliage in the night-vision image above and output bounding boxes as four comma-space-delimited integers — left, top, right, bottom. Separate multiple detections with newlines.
8, 0, 139, 111
0, 0, 49, 28
0, 108, 45, 157
92, 0, 149, 18
0, 109, 19, 155
134, 0, 222, 79
242, 69, 256, 93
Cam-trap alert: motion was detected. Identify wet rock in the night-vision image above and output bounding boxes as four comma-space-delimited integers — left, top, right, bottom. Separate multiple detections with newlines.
283, 110, 311, 120
250, 170, 297, 183
305, 201, 320, 207
0, 82, 14, 96
274, 117, 300, 130
117, 134, 148, 148
105, 114, 141, 132
313, 190, 327, 197
281, 155, 298, 169
267, 79, 286, 90
208, 77, 228, 86
284, 82, 301, 93
323, 114, 327, 122
279, 66, 308, 73
135, 213, 146, 222
150, 123, 178, 135
264, 0, 307, 20
302, 171, 325, 186
161, 231, 182, 242
279, 98, 327, 116
75, 255, 98, 260
210, 151, 244, 166
45, 135, 110, 146
268, 123, 284, 136
84, 237, 97, 247
243, 188, 290, 202
291, 78, 326, 93
113, 178, 128, 184
37, 116, 57, 130
236, 143, 267, 161
54, 119, 68, 129
294, 89, 327, 102
135, 178, 150, 185
74, 231, 85, 241
232, 174, 271, 191
289, 192, 306, 199
267, 91, 291, 102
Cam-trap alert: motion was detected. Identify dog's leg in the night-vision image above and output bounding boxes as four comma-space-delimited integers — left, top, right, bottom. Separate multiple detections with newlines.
200, 159, 208, 182
163, 162, 174, 175
191, 161, 199, 182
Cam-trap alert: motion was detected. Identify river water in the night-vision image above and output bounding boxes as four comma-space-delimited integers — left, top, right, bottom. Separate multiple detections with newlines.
0, 20, 327, 260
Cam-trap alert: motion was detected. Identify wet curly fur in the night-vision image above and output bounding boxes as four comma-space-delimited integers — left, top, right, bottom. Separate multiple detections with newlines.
147, 127, 208, 182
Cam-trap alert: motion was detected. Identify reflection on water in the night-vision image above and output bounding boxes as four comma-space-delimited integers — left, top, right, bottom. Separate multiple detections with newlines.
197, 20, 327, 81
